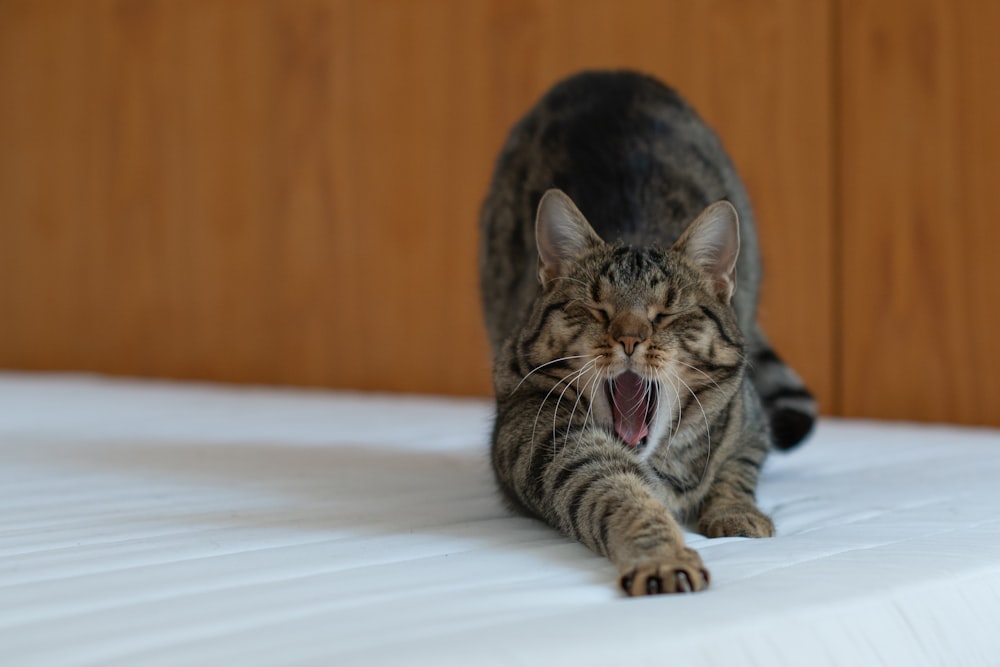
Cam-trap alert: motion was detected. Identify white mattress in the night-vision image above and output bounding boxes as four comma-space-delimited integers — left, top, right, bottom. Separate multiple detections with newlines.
2, 373, 1000, 667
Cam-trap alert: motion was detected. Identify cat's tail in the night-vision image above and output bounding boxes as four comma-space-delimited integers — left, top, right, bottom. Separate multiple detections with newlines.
747, 325, 817, 450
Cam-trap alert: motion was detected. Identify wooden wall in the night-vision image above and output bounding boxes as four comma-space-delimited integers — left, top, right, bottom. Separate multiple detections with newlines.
839, 0, 1000, 424
0, 1, 996, 426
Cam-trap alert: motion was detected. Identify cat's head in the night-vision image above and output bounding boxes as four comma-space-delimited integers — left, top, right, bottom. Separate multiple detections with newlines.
521, 188, 746, 453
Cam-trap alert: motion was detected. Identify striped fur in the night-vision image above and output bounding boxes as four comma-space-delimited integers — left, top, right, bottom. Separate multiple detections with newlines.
480, 71, 812, 595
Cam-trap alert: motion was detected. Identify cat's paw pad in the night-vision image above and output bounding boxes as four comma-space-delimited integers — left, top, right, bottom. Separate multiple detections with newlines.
699, 504, 775, 539
618, 548, 710, 596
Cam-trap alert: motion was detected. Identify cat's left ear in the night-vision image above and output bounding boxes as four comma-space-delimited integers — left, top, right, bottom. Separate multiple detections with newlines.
674, 200, 740, 301
535, 189, 603, 287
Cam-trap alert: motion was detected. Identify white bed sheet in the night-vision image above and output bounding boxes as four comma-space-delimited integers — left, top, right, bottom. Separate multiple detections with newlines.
1, 372, 999, 666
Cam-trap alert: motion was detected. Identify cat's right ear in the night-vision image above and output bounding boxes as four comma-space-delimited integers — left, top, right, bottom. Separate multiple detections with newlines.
535, 189, 602, 287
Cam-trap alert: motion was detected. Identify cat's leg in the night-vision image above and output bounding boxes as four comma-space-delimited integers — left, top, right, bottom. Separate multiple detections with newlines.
554, 432, 712, 595
494, 418, 710, 596
604, 486, 712, 595
695, 452, 775, 539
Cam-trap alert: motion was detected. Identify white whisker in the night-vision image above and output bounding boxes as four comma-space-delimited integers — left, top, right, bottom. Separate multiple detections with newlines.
656, 368, 682, 447
564, 357, 602, 449
528, 356, 600, 460
672, 359, 723, 394
548, 276, 592, 290
510, 354, 594, 395
672, 371, 712, 483
572, 363, 606, 456
644, 376, 655, 428
552, 358, 599, 452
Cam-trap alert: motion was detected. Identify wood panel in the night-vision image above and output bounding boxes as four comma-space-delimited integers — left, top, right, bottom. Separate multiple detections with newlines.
839, 0, 1000, 424
0, 0, 832, 405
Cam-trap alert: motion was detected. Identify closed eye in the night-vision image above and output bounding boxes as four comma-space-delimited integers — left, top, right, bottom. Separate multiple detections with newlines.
588, 306, 611, 324
652, 309, 691, 328
652, 311, 672, 327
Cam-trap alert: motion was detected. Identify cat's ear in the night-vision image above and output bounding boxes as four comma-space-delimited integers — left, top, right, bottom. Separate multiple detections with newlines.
535, 189, 602, 287
674, 200, 740, 301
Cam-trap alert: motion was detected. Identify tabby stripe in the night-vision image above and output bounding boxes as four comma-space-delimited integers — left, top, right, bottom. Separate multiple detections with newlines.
679, 391, 696, 416
716, 397, 735, 433
524, 434, 557, 505
596, 502, 615, 555
552, 454, 600, 490
568, 461, 656, 543
556, 453, 650, 499
497, 474, 533, 515
753, 347, 781, 364
685, 375, 736, 403
734, 455, 762, 469
602, 250, 632, 285
652, 467, 698, 493
491, 407, 514, 471
539, 368, 572, 383
698, 360, 742, 377
698, 305, 739, 348
677, 344, 742, 376
760, 386, 815, 403
508, 358, 524, 381
510, 359, 573, 392
590, 276, 603, 304
519, 300, 569, 356
664, 285, 676, 309
633, 521, 669, 551
565, 470, 605, 540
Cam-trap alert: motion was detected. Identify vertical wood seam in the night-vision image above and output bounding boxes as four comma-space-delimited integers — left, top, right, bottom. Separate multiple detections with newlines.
830, 0, 844, 416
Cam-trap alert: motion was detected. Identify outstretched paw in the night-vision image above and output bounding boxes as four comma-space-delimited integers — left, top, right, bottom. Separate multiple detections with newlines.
699, 504, 775, 539
619, 547, 710, 596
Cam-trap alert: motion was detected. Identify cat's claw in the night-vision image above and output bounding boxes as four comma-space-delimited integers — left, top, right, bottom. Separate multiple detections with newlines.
619, 550, 711, 596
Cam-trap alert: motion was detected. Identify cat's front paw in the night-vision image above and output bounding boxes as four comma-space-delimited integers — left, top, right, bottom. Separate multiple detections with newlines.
699, 504, 775, 538
618, 547, 710, 596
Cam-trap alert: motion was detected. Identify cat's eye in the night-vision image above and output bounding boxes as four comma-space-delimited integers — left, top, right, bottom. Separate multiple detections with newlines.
588, 306, 611, 324
652, 311, 674, 327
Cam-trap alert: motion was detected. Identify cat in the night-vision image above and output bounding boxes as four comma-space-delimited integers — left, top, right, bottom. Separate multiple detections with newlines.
479, 70, 816, 595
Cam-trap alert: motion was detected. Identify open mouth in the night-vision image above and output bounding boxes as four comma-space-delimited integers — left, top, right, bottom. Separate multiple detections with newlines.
605, 371, 658, 448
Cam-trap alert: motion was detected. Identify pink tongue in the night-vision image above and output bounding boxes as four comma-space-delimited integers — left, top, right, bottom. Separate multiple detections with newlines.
611, 372, 651, 447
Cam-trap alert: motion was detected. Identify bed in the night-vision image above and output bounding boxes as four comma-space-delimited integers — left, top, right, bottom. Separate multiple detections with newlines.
2, 372, 999, 666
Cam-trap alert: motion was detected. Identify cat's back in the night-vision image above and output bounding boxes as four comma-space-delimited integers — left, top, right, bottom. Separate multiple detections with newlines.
480, 69, 757, 353
492, 70, 739, 238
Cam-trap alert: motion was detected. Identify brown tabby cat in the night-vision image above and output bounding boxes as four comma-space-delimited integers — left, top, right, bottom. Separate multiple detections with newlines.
479, 70, 816, 596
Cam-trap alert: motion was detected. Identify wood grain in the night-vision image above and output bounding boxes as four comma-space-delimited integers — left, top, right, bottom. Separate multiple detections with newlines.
839, 0, 1000, 424
0, 1, 832, 407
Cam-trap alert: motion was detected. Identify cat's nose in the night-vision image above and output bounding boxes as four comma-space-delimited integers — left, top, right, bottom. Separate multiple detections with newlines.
609, 312, 651, 356
616, 335, 644, 356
